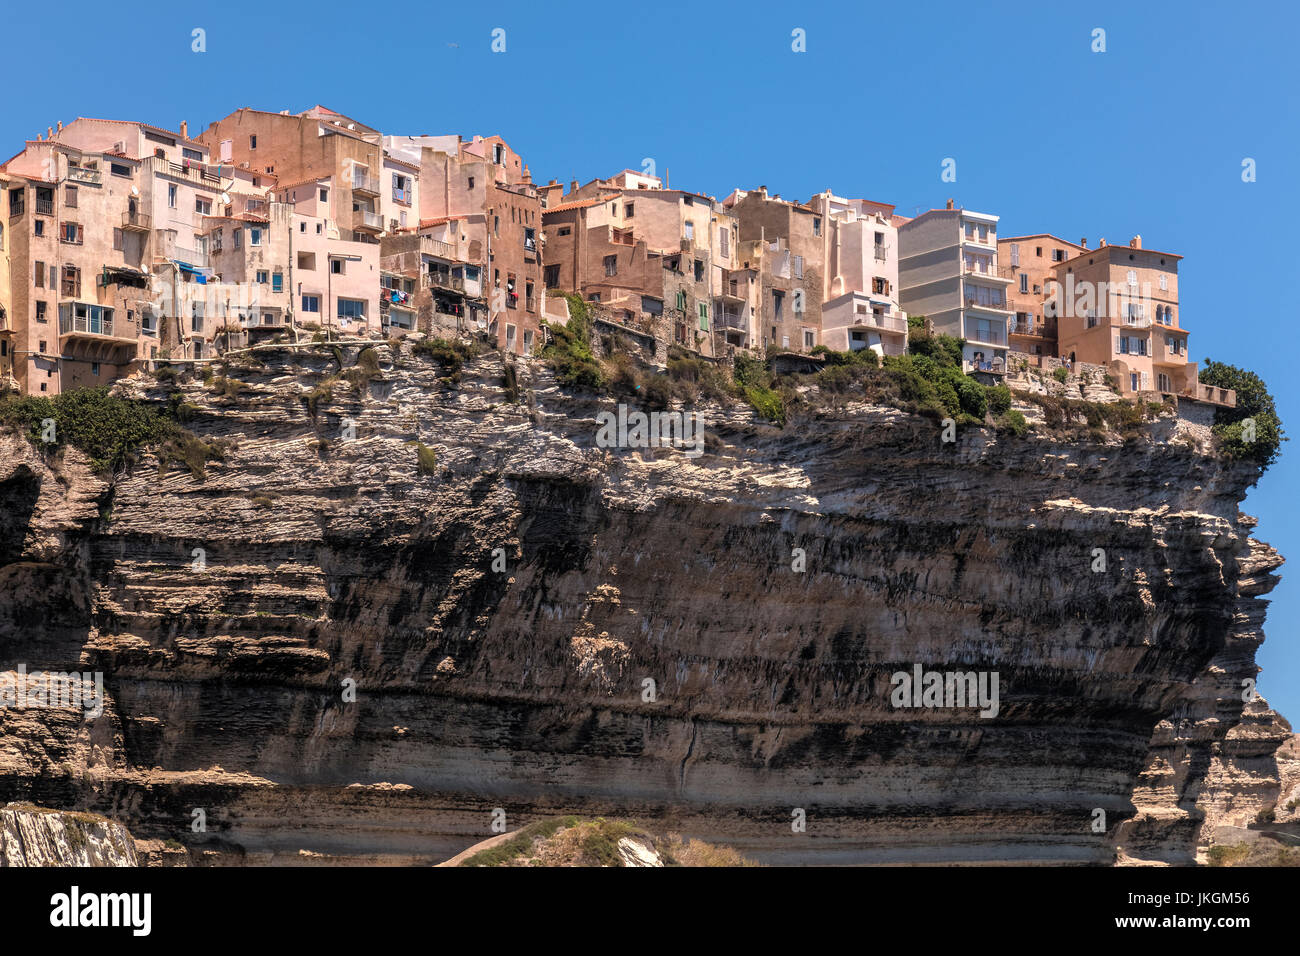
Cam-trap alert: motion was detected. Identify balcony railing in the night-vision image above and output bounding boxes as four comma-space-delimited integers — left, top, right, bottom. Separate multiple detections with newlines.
850, 311, 908, 334
873, 243, 889, 261
423, 271, 464, 292
964, 325, 1007, 346
962, 262, 1014, 279
716, 310, 747, 331
963, 292, 1009, 312
354, 210, 383, 231
351, 174, 380, 196
60, 313, 113, 337
1183, 382, 1236, 407
35, 198, 54, 216
66, 166, 102, 185
122, 210, 151, 231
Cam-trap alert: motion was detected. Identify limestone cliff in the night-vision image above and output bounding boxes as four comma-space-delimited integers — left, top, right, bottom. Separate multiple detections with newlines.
0, 341, 1288, 865
0, 804, 137, 866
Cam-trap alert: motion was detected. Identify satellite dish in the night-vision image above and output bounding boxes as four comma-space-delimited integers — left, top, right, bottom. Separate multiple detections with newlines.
220, 192, 231, 205
131, 186, 139, 197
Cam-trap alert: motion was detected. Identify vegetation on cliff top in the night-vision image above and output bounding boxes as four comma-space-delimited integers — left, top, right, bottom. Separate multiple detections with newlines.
0, 386, 221, 477
1199, 359, 1284, 467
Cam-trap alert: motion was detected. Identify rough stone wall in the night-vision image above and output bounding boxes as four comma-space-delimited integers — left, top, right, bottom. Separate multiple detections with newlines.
0, 344, 1286, 865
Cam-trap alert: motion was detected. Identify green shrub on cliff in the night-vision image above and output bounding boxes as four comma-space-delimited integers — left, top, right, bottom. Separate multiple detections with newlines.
1199, 359, 1284, 468
540, 294, 605, 391
0, 386, 217, 476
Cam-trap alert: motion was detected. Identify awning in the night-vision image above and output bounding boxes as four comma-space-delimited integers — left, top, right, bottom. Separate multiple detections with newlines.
171, 260, 211, 283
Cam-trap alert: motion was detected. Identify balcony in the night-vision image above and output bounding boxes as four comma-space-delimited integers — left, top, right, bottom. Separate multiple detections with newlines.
421, 238, 457, 260
1009, 317, 1057, 338
1182, 382, 1237, 407
964, 357, 1007, 375
1121, 315, 1153, 329
350, 174, 380, 198
61, 312, 114, 337
66, 166, 103, 186
962, 261, 1014, 280
353, 210, 383, 233
35, 198, 54, 216
122, 210, 151, 233
874, 243, 889, 261
850, 311, 908, 334
963, 291, 1010, 312
716, 309, 747, 331
423, 271, 467, 294
964, 323, 1007, 346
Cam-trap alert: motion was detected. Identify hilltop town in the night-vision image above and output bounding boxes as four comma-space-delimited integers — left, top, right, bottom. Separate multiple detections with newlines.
0, 104, 1239, 413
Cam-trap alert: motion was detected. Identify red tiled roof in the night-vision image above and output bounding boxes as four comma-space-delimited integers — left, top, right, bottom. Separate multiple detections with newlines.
73, 117, 205, 146
418, 216, 463, 228
542, 197, 608, 214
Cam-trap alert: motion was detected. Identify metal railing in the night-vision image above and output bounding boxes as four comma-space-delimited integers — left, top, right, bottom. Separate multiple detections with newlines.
35, 198, 54, 216
851, 311, 908, 333
60, 313, 114, 337
354, 210, 383, 230
963, 293, 1009, 311
67, 166, 102, 185
351, 173, 379, 194
874, 243, 889, 261
122, 210, 151, 230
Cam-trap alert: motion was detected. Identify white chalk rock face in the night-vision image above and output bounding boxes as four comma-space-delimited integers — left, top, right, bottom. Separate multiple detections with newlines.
0, 805, 137, 867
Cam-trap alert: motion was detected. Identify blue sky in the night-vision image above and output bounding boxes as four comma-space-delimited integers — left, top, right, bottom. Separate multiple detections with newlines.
7, 0, 1297, 719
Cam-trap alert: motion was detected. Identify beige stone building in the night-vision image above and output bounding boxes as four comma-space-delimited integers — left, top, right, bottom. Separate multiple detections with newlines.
382, 134, 542, 355
898, 202, 1012, 374
809, 192, 906, 357
725, 187, 825, 353
1051, 236, 1229, 404
998, 233, 1085, 361
541, 170, 737, 358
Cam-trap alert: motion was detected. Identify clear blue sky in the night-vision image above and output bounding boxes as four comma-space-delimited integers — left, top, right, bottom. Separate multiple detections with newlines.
8, 0, 1297, 719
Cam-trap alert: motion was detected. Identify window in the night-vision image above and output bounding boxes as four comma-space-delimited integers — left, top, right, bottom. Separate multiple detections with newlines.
793, 255, 803, 279
1019, 273, 1029, 293
234, 228, 242, 249
61, 222, 83, 244
256, 270, 269, 284
110, 163, 131, 178
113, 228, 123, 251
34, 261, 44, 287
694, 259, 704, 282
524, 227, 536, 252
773, 290, 784, 320
1158, 373, 1172, 392
978, 225, 988, 242
493, 215, 499, 237
698, 302, 709, 330
337, 298, 365, 320
557, 226, 571, 237
813, 217, 821, 237
196, 198, 212, 215
604, 254, 617, 277
34, 220, 44, 237
1127, 269, 1138, 286
35, 301, 47, 321
183, 147, 202, 162
249, 135, 257, 149
8, 189, 24, 216
684, 221, 694, 240
1159, 274, 1168, 291
319, 188, 328, 203
65, 186, 77, 208
249, 227, 262, 246
272, 273, 283, 293
719, 227, 729, 258
625, 203, 634, 218
91, 362, 100, 375
676, 290, 687, 311
468, 176, 475, 190
1009, 242, 1019, 266
331, 258, 343, 275
301, 295, 320, 313
168, 185, 177, 208
804, 330, 815, 349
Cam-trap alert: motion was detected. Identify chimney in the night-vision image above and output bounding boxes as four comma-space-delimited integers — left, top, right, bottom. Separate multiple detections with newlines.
759, 185, 768, 199
56, 121, 63, 133
180, 120, 188, 139
1080, 237, 1088, 249
569, 179, 579, 194
945, 198, 954, 210
47, 127, 54, 140
521, 163, 532, 184
1099, 237, 1107, 247
548, 179, 557, 186
1130, 235, 1141, 249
